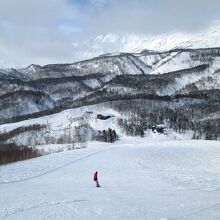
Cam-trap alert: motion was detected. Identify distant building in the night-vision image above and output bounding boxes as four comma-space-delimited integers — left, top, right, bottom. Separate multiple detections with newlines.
96, 114, 112, 120
86, 111, 93, 114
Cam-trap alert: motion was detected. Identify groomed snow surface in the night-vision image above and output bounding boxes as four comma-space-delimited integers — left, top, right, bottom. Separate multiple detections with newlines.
1, 134, 220, 220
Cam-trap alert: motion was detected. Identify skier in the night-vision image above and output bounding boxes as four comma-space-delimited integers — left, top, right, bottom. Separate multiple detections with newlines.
93, 171, 101, 187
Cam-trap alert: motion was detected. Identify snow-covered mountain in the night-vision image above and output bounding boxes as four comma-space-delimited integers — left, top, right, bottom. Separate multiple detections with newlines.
1, 26, 220, 69
1, 28, 220, 219
0, 60, 15, 69
0, 26, 219, 142
73, 26, 220, 60
0, 46, 220, 125
1, 22, 220, 220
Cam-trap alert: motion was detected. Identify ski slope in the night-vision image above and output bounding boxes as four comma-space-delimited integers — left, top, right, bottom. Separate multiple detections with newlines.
1, 135, 220, 220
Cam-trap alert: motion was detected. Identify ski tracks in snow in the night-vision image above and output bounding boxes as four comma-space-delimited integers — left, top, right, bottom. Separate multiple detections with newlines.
0, 147, 115, 185
167, 202, 220, 220
0, 199, 88, 220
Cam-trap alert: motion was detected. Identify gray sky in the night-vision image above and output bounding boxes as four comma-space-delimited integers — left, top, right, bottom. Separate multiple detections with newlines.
0, 0, 220, 67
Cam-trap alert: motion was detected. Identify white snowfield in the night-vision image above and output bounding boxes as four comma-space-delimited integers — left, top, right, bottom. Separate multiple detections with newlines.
1, 135, 220, 220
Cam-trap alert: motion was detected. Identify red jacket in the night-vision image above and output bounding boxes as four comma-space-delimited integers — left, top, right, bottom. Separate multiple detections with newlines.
94, 172, 98, 181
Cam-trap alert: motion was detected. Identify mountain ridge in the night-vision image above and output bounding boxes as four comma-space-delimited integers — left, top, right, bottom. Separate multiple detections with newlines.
0, 45, 220, 140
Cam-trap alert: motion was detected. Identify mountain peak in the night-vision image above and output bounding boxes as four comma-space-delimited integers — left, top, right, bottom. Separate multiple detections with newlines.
72, 26, 220, 62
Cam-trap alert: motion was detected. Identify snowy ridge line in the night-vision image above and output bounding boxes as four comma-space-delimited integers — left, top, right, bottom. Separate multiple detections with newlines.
1, 199, 87, 220
0, 147, 115, 185
167, 202, 220, 220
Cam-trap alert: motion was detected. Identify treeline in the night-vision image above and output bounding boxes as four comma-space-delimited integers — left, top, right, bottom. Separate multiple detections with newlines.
0, 143, 42, 165
105, 98, 220, 140
192, 119, 220, 140
0, 122, 95, 165
117, 118, 145, 137
0, 93, 172, 125
0, 90, 54, 111
95, 128, 118, 143
56, 123, 95, 145
0, 124, 46, 143
0, 125, 46, 165
4, 94, 215, 141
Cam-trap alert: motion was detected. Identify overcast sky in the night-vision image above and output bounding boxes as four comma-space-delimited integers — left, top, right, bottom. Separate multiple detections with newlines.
0, 0, 220, 67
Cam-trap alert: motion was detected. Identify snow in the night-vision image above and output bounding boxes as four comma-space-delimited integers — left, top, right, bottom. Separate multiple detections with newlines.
0, 104, 124, 147
71, 25, 220, 64
198, 111, 220, 122
151, 51, 203, 75
156, 59, 216, 96
155, 124, 167, 129
137, 53, 165, 67
83, 79, 101, 89
1, 135, 220, 219
0, 60, 15, 69
19, 64, 42, 74
0, 105, 118, 133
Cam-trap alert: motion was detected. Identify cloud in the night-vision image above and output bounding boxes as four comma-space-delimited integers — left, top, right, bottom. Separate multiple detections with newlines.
0, 0, 82, 26
0, 0, 86, 66
58, 25, 83, 35
89, 0, 107, 7
0, 0, 220, 67
89, 0, 220, 34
